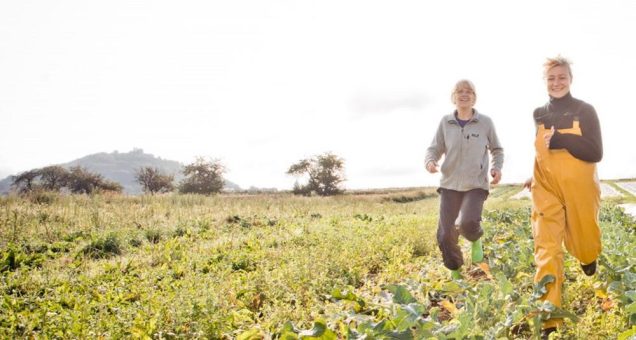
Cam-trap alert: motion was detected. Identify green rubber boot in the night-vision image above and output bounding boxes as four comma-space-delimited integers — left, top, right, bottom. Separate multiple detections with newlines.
450, 269, 462, 280
471, 239, 484, 263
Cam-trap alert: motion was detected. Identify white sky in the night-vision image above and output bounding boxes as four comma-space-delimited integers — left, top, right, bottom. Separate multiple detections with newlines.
1, 1, 635, 190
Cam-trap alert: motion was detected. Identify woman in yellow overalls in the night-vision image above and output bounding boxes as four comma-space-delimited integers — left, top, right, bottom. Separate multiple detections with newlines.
525, 56, 603, 339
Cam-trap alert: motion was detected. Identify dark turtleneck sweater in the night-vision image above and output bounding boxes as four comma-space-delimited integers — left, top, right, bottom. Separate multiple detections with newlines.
533, 92, 603, 163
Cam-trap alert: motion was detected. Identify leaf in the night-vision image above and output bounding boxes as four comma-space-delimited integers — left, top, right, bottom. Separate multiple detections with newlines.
440, 300, 458, 315
361, 319, 414, 339
371, 320, 388, 332
394, 303, 426, 330
601, 298, 615, 312
230, 309, 254, 325
412, 320, 437, 339
527, 300, 579, 323
625, 290, 636, 302
608, 281, 625, 295
595, 289, 608, 299
330, 287, 366, 312
478, 262, 493, 279
237, 328, 264, 340
345, 328, 363, 340
439, 281, 464, 293
385, 285, 417, 304
618, 326, 636, 340
382, 330, 414, 340
532, 275, 555, 301
495, 272, 514, 297
546, 303, 580, 323
281, 321, 300, 334
434, 323, 460, 336
539, 300, 556, 314
624, 272, 636, 287
279, 333, 299, 340
298, 320, 337, 339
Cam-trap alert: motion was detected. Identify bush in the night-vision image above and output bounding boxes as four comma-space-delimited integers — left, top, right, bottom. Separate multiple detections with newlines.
79, 234, 122, 259
145, 230, 162, 244
27, 190, 59, 205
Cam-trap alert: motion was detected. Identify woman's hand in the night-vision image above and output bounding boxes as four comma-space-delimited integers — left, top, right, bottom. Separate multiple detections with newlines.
425, 161, 439, 173
523, 177, 532, 192
490, 169, 502, 184
544, 126, 555, 148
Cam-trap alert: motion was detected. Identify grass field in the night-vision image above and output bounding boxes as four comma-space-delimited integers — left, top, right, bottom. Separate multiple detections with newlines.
1, 187, 635, 339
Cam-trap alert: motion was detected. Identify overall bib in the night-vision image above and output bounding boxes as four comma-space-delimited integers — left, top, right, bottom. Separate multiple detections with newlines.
531, 120, 601, 329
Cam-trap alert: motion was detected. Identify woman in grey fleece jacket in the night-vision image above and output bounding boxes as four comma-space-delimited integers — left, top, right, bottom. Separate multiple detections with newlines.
424, 79, 504, 280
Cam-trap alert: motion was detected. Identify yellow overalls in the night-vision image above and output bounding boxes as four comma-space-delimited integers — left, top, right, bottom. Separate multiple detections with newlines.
531, 120, 601, 329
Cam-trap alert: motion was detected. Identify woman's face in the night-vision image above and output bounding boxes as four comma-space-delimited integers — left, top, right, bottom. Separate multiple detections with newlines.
545, 65, 571, 98
454, 86, 475, 110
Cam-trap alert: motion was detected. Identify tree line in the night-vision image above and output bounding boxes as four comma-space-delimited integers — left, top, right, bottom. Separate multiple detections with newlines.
10, 152, 345, 196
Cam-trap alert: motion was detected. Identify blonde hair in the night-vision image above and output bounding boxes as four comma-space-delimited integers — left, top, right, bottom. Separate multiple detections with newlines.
544, 55, 573, 78
451, 79, 476, 104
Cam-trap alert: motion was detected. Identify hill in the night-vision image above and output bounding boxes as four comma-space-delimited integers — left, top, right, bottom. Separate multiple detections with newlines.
0, 149, 241, 194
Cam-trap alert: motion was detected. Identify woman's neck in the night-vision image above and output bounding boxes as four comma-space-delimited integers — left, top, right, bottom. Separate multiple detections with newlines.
456, 108, 473, 120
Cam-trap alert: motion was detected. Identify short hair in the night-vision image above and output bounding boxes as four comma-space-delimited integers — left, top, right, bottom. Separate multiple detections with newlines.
543, 55, 573, 78
451, 79, 476, 104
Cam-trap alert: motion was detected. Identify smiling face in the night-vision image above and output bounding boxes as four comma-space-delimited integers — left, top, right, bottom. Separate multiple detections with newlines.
451, 80, 476, 110
454, 87, 475, 110
545, 65, 572, 98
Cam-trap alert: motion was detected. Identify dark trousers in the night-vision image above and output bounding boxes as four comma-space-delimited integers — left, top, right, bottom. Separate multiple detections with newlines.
437, 188, 488, 270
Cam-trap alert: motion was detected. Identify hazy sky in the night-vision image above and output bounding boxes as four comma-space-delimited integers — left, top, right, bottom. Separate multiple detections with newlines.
1, 1, 635, 190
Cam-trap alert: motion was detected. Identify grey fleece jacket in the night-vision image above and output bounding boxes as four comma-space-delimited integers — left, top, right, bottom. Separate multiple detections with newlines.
425, 110, 504, 192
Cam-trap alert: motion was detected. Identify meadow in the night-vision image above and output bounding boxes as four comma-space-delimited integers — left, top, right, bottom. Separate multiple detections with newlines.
1, 186, 635, 339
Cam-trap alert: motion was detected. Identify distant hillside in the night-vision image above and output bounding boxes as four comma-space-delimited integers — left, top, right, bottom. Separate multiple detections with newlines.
0, 149, 241, 195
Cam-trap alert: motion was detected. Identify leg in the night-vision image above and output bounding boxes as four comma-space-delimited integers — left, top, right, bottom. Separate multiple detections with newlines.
532, 183, 566, 329
563, 180, 601, 268
457, 188, 488, 242
437, 188, 464, 270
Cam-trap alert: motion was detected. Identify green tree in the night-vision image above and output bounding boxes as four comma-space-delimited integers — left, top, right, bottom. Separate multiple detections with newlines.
10, 169, 41, 193
12, 166, 121, 194
178, 157, 225, 195
287, 152, 345, 196
67, 166, 122, 194
38, 166, 70, 191
135, 167, 175, 194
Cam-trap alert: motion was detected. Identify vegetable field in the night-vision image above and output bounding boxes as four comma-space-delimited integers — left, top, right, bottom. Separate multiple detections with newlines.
1, 188, 635, 339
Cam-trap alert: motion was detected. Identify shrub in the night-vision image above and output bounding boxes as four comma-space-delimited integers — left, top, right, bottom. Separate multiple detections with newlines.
79, 234, 122, 259
145, 230, 162, 244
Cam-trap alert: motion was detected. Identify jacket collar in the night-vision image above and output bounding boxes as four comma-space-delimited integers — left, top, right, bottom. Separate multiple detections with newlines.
447, 109, 480, 124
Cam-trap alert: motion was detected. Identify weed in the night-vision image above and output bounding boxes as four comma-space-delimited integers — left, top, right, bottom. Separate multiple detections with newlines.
78, 234, 122, 259
145, 230, 162, 244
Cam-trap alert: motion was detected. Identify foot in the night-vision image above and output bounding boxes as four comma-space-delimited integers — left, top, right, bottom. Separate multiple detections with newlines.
541, 327, 556, 339
450, 269, 462, 280
581, 260, 597, 276
471, 239, 484, 263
